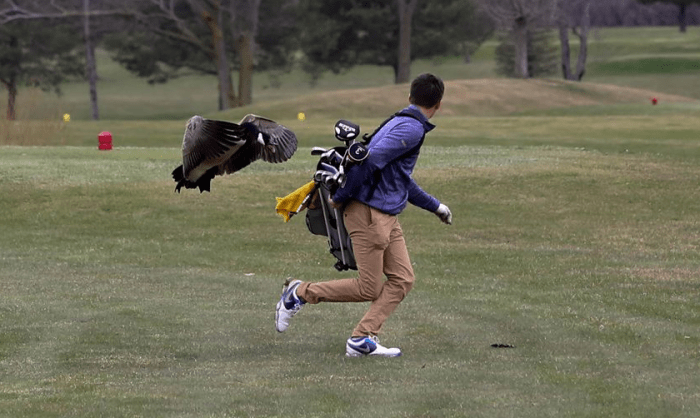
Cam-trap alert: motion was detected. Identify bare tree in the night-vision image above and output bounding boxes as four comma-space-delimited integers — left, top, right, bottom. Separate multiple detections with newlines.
186, 0, 237, 109
558, 0, 591, 81
0, 0, 128, 24
124, 0, 268, 109
477, 0, 557, 78
120, 0, 237, 109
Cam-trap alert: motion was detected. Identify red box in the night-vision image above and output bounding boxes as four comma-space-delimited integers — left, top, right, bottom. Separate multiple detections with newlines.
98, 131, 112, 150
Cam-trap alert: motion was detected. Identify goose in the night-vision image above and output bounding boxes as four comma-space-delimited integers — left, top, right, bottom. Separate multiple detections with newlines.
171, 114, 298, 193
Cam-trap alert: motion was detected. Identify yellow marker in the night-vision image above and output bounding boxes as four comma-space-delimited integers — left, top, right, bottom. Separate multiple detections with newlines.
297, 112, 306, 122
63, 113, 71, 122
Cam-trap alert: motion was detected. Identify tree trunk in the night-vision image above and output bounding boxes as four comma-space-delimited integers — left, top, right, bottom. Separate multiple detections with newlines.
84, 0, 99, 120
5, 80, 16, 121
513, 17, 529, 78
202, 5, 236, 110
4, 34, 18, 120
558, 22, 573, 80
395, 0, 417, 84
679, 3, 687, 33
573, 1, 590, 81
229, 0, 260, 107
237, 32, 254, 106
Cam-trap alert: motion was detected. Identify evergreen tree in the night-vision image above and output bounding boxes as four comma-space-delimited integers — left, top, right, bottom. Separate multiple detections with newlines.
495, 28, 558, 78
296, 0, 491, 84
0, 19, 84, 120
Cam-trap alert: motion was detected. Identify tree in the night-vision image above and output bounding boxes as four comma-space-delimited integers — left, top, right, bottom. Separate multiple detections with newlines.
637, 0, 700, 32
297, 0, 486, 84
558, 0, 591, 81
105, 0, 293, 109
83, 0, 99, 120
454, 7, 495, 63
102, 0, 238, 110
229, 0, 297, 105
229, 0, 261, 105
495, 27, 558, 77
1, 0, 131, 120
0, 19, 84, 120
477, 0, 557, 78
83, 0, 118, 120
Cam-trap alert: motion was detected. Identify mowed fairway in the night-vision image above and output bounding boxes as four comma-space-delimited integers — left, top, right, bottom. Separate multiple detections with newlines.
2, 26, 700, 417
2, 116, 699, 416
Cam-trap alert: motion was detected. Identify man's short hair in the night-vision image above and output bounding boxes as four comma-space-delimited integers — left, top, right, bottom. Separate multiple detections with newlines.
409, 73, 444, 109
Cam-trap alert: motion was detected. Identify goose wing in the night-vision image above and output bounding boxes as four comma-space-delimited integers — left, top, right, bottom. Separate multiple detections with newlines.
240, 114, 298, 163
218, 114, 298, 174
182, 116, 247, 179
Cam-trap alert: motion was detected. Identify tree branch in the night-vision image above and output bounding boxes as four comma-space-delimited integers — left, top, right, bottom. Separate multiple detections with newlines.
0, 0, 134, 24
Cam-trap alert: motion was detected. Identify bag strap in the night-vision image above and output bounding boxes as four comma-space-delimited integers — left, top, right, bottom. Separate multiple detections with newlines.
363, 111, 429, 201
361, 110, 423, 146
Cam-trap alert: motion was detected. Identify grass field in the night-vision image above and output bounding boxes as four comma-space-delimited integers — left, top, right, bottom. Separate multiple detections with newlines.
1, 26, 700, 417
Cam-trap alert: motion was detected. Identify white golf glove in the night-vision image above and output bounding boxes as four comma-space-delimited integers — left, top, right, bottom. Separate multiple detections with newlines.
435, 203, 452, 225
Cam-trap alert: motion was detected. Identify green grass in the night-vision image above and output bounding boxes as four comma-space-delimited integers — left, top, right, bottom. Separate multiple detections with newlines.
589, 56, 700, 75
1, 135, 700, 417
574, 26, 700, 99
1, 25, 700, 417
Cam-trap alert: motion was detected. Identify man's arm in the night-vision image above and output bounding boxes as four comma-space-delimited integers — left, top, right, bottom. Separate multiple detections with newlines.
407, 180, 439, 212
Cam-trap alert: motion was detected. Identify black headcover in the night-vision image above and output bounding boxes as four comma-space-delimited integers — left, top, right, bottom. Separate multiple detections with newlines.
334, 120, 360, 143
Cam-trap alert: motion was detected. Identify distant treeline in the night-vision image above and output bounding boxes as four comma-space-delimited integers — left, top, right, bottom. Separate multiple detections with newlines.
590, 0, 700, 26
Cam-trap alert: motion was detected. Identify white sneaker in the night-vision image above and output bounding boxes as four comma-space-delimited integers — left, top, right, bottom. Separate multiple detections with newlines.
345, 335, 402, 357
275, 278, 305, 333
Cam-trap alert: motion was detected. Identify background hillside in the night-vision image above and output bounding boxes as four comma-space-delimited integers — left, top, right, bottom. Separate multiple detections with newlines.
2, 27, 700, 125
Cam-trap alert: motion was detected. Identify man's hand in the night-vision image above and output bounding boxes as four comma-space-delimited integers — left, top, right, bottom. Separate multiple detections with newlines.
435, 203, 452, 225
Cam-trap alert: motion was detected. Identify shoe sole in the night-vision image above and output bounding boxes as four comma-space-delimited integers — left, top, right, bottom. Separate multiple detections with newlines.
345, 351, 402, 358
275, 299, 284, 333
345, 346, 402, 358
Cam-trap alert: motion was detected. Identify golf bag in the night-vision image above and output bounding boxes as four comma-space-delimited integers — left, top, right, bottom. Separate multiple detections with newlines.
305, 119, 369, 271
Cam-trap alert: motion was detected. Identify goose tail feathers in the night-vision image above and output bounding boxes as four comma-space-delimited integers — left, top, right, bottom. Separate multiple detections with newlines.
172, 165, 215, 193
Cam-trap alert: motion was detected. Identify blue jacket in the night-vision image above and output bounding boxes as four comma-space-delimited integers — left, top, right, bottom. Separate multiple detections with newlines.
332, 105, 440, 215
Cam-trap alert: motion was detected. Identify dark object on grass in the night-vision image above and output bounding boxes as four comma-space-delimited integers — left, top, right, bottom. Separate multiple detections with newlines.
172, 114, 297, 193
491, 343, 515, 348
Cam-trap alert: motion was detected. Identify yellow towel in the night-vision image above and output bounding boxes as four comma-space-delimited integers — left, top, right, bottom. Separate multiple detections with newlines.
275, 180, 316, 222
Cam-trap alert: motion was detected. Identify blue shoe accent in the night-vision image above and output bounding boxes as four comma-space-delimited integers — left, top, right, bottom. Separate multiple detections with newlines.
347, 337, 377, 355
282, 280, 304, 310
346, 335, 402, 357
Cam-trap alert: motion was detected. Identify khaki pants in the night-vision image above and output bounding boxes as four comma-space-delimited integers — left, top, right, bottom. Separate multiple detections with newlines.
297, 200, 415, 337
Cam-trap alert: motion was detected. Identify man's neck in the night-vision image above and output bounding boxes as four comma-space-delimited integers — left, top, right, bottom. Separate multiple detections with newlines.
416, 105, 437, 120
